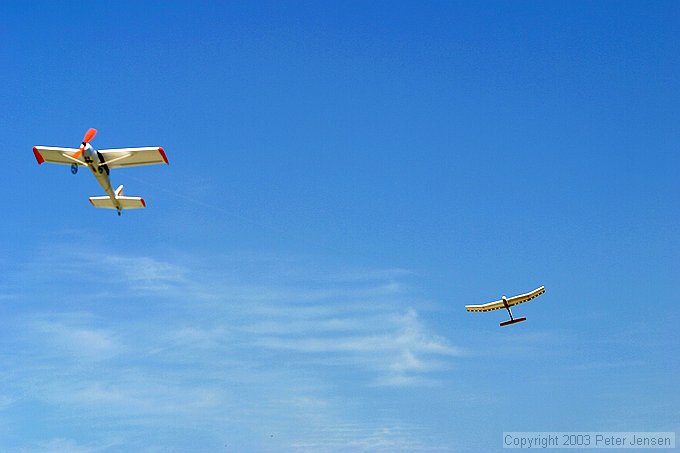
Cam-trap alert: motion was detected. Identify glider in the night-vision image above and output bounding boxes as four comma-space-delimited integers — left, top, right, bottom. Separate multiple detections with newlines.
33, 128, 168, 215
465, 286, 545, 326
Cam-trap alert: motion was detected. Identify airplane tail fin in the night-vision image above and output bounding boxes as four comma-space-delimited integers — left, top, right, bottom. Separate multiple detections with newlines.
89, 185, 146, 210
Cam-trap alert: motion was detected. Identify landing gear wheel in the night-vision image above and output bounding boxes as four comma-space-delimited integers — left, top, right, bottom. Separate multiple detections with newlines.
70, 164, 78, 174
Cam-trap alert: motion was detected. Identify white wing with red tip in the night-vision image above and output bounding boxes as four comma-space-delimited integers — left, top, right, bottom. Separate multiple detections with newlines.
33, 146, 86, 166
98, 147, 169, 168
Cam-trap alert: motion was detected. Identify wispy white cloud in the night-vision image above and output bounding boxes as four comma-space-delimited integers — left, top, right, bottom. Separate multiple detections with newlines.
11, 437, 124, 453
251, 306, 459, 386
29, 438, 100, 453
28, 313, 123, 361
3, 247, 459, 452
17, 246, 188, 295
290, 422, 452, 453
0, 395, 15, 411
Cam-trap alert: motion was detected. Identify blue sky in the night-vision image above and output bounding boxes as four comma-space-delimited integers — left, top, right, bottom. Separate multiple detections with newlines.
1, 1, 679, 452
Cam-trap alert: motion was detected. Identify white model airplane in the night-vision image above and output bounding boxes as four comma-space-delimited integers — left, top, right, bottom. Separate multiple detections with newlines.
465, 286, 545, 326
33, 128, 168, 215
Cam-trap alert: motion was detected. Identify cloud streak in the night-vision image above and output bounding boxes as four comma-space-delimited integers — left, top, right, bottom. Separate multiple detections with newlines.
2, 247, 459, 452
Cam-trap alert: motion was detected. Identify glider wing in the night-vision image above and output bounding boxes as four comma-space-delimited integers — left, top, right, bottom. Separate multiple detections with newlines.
464, 286, 545, 313
465, 299, 506, 313
505, 286, 545, 307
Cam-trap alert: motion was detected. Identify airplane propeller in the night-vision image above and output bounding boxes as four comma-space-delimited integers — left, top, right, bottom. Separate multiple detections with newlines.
72, 128, 97, 159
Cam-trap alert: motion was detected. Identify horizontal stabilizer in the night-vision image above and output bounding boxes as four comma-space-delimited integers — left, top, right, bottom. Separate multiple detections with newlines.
500, 317, 526, 327
89, 195, 146, 210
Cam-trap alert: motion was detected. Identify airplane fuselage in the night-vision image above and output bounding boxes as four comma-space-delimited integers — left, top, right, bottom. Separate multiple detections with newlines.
80, 143, 120, 212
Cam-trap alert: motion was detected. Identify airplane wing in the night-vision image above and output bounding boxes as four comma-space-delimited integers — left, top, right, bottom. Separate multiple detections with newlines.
465, 299, 506, 312
465, 286, 545, 312
98, 147, 168, 168
33, 146, 86, 166
505, 286, 545, 307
